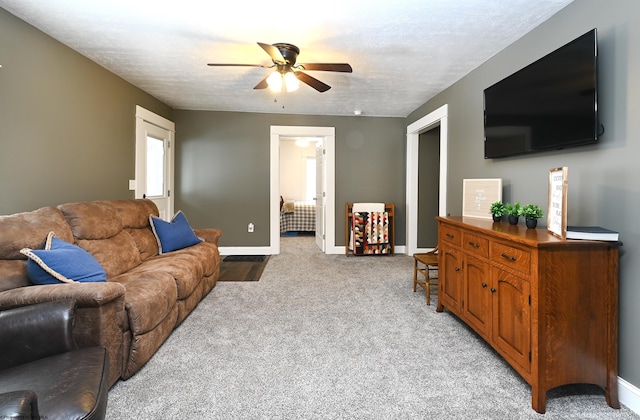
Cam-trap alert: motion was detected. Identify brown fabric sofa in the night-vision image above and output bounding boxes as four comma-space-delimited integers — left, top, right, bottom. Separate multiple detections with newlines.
0, 199, 221, 387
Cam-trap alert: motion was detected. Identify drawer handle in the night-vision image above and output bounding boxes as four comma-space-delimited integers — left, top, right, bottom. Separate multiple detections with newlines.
482, 283, 488, 288
501, 252, 517, 262
468, 241, 480, 248
446, 233, 455, 239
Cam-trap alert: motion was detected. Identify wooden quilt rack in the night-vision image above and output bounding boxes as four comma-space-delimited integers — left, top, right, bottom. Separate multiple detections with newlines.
345, 202, 395, 256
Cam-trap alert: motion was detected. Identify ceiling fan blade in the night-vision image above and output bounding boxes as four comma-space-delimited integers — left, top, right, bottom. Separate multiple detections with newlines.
295, 71, 331, 92
253, 75, 269, 90
299, 63, 353, 73
207, 63, 268, 68
257, 42, 285, 63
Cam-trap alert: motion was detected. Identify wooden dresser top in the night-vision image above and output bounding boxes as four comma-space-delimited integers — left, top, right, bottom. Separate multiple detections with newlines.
437, 216, 621, 249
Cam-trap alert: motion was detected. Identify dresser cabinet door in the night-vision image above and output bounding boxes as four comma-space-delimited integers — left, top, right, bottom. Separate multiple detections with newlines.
491, 267, 531, 373
463, 255, 491, 338
439, 246, 463, 313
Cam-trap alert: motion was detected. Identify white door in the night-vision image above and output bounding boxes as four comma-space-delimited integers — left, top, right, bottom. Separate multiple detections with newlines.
315, 142, 325, 251
135, 107, 175, 221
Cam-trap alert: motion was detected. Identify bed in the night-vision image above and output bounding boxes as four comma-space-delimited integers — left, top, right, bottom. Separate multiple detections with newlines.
280, 201, 316, 233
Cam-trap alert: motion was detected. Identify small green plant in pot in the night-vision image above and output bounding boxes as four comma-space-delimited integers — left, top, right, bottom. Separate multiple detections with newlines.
522, 204, 544, 229
504, 202, 523, 225
489, 201, 506, 222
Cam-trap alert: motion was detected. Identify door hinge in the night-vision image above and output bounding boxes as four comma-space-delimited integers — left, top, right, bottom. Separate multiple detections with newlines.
528, 295, 531, 306
168, 190, 171, 197
168, 140, 171, 148
529, 351, 532, 362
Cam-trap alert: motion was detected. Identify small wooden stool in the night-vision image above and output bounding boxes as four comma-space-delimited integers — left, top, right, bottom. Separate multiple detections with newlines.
413, 247, 439, 305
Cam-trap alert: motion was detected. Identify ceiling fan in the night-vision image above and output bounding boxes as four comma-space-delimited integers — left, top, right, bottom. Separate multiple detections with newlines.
207, 42, 352, 93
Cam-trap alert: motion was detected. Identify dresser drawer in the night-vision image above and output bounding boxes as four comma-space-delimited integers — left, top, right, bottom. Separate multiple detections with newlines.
440, 225, 461, 246
463, 232, 489, 258
491, 242, 531, 275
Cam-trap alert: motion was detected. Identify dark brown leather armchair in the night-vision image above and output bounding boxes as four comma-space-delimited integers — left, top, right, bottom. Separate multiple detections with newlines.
0, 300, 109, 420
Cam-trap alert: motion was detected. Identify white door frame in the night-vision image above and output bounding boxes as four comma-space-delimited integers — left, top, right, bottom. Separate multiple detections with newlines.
406, 104, 449, 256
134, 105, 175, 220
270, 126, 336, 255
315, 143, 326, 252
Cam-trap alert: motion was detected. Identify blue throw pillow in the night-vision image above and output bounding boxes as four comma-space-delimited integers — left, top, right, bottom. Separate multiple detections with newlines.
150, 210, 202, 254
20, 232, 107, 285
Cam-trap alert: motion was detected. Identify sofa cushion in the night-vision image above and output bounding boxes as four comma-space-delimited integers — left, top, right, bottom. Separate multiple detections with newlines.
19, 233, 107, 285
150, 211, 202, 254
58, 201, 123, 241
0, 261, 30, 292
76, 231, 141, 278
108, 271, 177, 335
110, 200, 161, 261
0, 207, 73, 261
170, 241, 219, 277
58, 201, 142, 278
132, 253, 204, 300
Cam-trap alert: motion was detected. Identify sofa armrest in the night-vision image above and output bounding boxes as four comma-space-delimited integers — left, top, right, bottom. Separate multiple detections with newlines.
0, 281, 125, 309
194, 228, 222, 246
0, 390, 39, 420
0, 300, 77, 370
0, 282, 127, 386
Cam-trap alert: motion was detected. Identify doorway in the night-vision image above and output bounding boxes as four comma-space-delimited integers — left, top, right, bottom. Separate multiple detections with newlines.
134, 106, 175, 220
406, 104, 449, 256
270, 126, 336, 255
279, 136, 323, 250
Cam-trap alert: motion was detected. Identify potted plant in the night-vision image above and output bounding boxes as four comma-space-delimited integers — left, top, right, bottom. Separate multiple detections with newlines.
522, 204, 544, 229
504, 202, 523, 225
489, 201, 506, 222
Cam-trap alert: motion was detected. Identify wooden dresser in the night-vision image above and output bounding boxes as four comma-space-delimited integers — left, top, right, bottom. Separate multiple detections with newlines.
436, 216, 620, 414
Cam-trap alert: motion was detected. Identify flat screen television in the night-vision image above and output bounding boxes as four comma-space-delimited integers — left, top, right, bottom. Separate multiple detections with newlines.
484, 29, 599, 159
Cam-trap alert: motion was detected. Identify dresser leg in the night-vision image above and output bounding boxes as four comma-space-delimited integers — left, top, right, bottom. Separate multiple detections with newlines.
606, 381, 620, 409
532, 387, 546, 414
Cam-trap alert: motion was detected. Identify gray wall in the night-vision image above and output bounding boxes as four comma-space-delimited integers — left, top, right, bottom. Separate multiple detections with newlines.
0, 8, 172, 214
408, 0, 640, 390
173, 110, 406, 246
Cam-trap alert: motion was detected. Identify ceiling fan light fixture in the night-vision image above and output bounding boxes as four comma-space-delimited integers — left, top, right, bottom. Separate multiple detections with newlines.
267, 69, 299, 93
283, 71, 299, 92
267, 71, 283, 92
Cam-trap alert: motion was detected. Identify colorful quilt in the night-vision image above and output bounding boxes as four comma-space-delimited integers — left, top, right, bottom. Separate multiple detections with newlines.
352, 211, 391, 255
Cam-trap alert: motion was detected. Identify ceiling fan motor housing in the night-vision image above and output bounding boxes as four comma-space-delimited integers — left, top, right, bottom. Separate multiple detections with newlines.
273, 43, 300, 66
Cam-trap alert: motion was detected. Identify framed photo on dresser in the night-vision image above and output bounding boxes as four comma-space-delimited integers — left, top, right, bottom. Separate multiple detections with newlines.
548, 167, 568, 239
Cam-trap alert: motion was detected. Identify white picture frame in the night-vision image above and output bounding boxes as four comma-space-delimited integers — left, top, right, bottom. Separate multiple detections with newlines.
462, 178, 503, 219
547, 167, 568, 239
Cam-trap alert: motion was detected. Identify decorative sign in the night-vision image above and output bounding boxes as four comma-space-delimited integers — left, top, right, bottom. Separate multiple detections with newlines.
547, 167, 568, 239
463, 178, 502, 219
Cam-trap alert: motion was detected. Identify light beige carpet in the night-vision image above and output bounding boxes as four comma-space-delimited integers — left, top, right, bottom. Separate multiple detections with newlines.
106, 236, 638, 419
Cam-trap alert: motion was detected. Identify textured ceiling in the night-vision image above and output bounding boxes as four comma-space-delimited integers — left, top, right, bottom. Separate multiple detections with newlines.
1, 0, 574, 117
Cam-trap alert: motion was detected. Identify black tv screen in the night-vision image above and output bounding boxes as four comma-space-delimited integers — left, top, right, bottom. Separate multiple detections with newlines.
484, 29, 599, 158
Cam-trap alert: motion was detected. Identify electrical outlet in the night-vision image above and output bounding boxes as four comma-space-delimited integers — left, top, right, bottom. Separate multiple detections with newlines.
248, 223, 254, 233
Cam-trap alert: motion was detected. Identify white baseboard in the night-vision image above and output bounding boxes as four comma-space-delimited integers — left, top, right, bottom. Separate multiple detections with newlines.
619, 376, 640, 415
222, 245, 408, 256
219, 246, 271, 256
